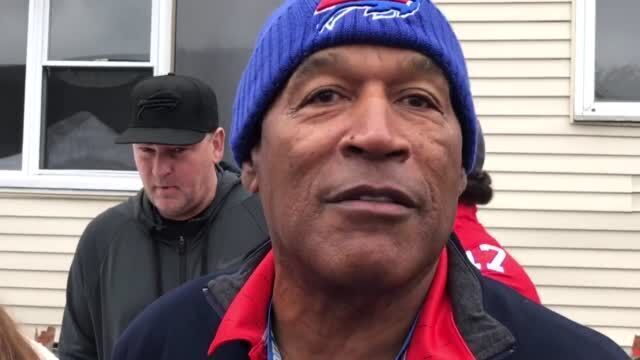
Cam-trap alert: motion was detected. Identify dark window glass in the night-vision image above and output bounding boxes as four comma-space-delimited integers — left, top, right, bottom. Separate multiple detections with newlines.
49, 0, 151, 62
595, 0, 640, 102
174, 1, 282, 164
42, 67, 152, 170
0, 0, 29, 170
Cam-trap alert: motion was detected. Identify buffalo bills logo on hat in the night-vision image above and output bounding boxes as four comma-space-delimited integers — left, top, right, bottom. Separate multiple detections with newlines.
315, 0, 422, 32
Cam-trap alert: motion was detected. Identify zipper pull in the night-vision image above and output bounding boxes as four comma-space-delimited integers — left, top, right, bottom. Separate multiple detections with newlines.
178, 235, 185, 255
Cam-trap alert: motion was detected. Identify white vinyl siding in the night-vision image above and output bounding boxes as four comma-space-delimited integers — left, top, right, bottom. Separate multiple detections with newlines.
436, 0, 640, 352
0, 193, 125, 340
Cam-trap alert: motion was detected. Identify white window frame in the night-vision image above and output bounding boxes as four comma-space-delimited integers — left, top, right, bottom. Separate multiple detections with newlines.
0, 0, 175, 192
575, 0, 640, 122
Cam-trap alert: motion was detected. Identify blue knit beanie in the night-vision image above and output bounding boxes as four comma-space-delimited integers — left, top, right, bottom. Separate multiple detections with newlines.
231, 0, 478, 172
472, 122, 485, 175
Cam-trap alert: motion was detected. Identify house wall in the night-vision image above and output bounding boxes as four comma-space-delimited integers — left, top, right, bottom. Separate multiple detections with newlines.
435, 0, 640, 351
0, 192, 123, 339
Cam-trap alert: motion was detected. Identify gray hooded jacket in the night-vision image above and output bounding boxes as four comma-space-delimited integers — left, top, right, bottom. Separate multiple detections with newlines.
57, 166, 269, 360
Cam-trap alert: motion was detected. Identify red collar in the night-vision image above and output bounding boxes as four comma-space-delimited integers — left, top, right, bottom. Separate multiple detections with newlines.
407, 248, 475, 359
456, 203, 478, 222
208, 249, 474, 360
208, 251, 274, 359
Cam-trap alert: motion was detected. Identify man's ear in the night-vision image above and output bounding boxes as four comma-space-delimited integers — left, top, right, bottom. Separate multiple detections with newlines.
210, 128, 225, 163
241, 147, 260, 193
457, 167, 468, 197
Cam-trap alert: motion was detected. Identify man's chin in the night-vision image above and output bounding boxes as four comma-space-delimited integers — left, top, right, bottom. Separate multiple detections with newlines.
308, 245, 419, 291
153, 201, 187, 220
318, 263, 417, 295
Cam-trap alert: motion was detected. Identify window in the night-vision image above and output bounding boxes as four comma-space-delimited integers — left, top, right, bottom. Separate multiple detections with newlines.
0, 0, 172, 190
42, 1, 152, 171
2, 0, 280, 191
174, 1, 282, 164
575, 0, 640, 121
0, 1, 29, 170
42, 68, 147, 171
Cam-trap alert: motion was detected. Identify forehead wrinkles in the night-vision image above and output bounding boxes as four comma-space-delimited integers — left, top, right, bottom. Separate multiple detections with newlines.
287, 50, 343, 88
287, 47, 448, 87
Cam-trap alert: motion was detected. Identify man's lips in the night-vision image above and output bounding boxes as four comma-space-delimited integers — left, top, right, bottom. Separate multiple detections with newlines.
325, 184, 418, 209
154, 185, 178, 192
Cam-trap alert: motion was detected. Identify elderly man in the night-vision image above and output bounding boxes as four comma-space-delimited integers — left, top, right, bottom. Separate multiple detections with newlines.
58, 74, 268, 360
112, 1, 626, 359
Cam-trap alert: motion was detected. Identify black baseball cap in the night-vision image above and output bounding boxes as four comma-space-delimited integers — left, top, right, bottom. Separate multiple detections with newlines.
115, 74, 219, 145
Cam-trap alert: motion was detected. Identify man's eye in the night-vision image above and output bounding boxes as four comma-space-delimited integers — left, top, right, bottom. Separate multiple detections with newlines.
173, 147, 186, 154
303, 89, 344, 106
400, 95, 435, 109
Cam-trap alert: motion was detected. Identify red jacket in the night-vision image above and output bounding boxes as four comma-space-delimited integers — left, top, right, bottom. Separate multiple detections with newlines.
454, 203, 541, 303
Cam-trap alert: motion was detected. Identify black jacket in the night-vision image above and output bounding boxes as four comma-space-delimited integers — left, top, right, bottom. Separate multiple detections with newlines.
58, 166, 269, 360
112, 238, 627, 360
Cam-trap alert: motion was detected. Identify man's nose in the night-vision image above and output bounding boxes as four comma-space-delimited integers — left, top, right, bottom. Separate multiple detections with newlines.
151, 154, 172, 177
338, 89, 410, 163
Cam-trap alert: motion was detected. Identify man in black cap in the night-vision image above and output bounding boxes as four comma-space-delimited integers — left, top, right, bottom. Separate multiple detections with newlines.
57, 74, 269, 360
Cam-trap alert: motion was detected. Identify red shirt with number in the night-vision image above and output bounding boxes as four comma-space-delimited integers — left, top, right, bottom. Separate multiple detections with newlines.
454, 203, 541, 303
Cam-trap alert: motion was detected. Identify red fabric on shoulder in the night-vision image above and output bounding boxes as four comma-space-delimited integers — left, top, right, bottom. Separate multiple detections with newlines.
455, 203, 541, 303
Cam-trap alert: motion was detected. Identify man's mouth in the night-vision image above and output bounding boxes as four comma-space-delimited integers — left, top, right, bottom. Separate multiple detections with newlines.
155, 185, 178, 192
326, 185, 417, 209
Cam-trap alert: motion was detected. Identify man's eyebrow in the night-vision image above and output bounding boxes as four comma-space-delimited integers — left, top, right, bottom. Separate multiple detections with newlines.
403, 55, 443, 76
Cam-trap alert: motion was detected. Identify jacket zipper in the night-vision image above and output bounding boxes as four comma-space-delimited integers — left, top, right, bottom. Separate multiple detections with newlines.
178, 235, 186, 283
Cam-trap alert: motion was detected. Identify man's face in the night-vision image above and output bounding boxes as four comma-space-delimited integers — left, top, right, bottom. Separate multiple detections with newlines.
134, 128, 225, 220
243, 45, 467, 289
